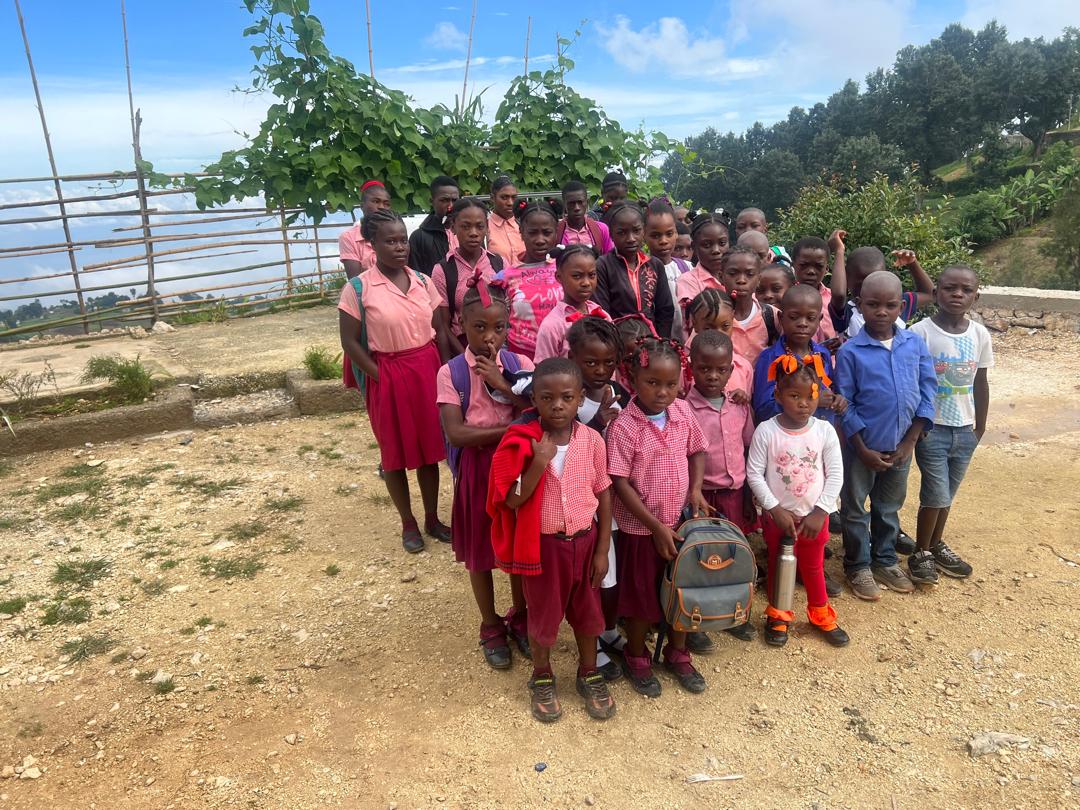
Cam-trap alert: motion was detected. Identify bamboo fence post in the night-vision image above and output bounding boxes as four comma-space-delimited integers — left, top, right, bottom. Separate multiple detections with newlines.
313, 221, 325, 298
279, 204, 294, 304
122, 0, 159, 324
364, 0, 375, 79
14, 0, 88, 333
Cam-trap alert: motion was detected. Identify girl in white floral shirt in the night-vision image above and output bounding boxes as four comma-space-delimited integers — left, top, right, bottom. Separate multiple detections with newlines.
746, 355, 847, 649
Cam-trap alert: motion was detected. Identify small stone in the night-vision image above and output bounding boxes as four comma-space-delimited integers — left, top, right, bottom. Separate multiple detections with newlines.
534, 762, 547, 772
150, 670, 172, 685
877, 650, 894, 662
19, 767, 41, 780
1, 766, 15, 779
584, 796, 595, 807
400, 571, 416, 583
130, 647, 148, 660
145, 777, 156, 786
284, 733, 298, 745
968, 732, 1030, 757
86, 459, 106, 467
166, 584, 189, 594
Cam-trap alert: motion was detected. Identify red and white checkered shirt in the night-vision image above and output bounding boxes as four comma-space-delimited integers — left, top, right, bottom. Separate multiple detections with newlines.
606, 398, 708, 534
540, 422, 612, 535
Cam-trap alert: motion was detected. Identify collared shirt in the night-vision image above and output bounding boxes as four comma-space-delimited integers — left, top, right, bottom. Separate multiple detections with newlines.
594, 251, 674, 337
675, 265, 724, 309
338, 223, 378, 272
486, 213, 526, 268
431, 250, 497, 335
732, 301, 770, 366
435, 347, 534, 428
833, 292, 919, 338
812, 282, 837, 343
834, 326, 938, 452
533, 300, 611, 362
606, 398, 708, 534
561, 220, 615, 253
730, 353, 754, 399
336, 266, 440, 353
686, 386, 754, 490
540, 422, 612, 534
752, 336, 838, 425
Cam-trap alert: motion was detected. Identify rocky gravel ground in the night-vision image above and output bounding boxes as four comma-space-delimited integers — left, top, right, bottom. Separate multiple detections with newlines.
0, 332, 1078, 809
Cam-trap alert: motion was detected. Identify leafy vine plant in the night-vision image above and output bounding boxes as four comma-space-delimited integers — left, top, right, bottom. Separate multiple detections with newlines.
150, 1, 678, 220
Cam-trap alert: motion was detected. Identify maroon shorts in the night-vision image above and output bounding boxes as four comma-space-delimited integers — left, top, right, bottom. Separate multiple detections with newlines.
704, 486, 757, 535
614, 531, 666, 624
523, 526, 604, 648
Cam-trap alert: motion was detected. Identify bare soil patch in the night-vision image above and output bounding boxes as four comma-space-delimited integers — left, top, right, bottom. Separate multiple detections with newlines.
0, 334, 1078, 809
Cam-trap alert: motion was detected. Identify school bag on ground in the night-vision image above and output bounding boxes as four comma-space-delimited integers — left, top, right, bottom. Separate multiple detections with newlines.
445, 349, 523, 479
654, 516, 756, 660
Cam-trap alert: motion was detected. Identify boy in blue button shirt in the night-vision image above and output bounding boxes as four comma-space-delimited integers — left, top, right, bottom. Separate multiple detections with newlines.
835, 271, 937, 601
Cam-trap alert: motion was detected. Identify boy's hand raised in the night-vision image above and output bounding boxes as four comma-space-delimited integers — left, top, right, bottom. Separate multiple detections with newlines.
892, 249, 917, 267
828, 229, 847, 253
597, 384, 620, 426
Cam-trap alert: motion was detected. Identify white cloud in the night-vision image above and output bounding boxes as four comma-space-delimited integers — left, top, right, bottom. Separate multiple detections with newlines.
594, 16, 773, 80
962, 0, 1077, 40
424, 21, 469, 52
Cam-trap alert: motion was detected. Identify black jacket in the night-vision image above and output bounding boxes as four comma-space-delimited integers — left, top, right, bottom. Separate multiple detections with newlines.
408, 212, 449, 276
594, 251, 674, 338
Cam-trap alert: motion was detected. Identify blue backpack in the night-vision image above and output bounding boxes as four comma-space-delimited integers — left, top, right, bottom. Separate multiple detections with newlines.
445, 350, 523, 479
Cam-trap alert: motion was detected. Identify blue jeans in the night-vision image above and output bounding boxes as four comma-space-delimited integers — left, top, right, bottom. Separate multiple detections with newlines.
841, 449, 912, 574
915, 425, 978, 508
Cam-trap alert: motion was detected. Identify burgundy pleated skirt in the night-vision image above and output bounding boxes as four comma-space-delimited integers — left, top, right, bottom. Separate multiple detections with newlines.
451, 444, 497, 572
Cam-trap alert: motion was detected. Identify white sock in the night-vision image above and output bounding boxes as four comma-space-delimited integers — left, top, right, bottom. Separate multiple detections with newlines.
596, 648, 612, 668
600, 628, 625, 649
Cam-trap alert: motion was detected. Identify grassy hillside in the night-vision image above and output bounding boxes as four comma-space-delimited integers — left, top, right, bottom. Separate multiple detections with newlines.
974, 222, 1057, 288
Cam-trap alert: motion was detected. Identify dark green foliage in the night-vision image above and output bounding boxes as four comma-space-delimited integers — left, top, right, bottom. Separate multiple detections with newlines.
51, 558, 112, 589
302, 346, 342, 380
1040, 180, 1080, 289
81, 355, 154, 404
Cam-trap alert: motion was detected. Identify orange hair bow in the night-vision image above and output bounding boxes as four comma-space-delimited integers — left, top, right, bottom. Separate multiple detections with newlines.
765, 352, 832, 388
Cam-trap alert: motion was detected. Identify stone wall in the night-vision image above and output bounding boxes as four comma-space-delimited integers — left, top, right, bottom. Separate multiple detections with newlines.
973, 289, 1080, 334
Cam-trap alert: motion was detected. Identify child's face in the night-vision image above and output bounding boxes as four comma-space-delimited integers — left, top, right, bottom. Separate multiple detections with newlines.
691, 344, 734, 399
935, 267, 980, 317
557, 253, 598, 305
694, 223, 730, 274
673, 234, 693, 261
570, 336, 619, 392
735, 212, 767, 236
858, 281, 904, 338
721, 253, 760, 299
794, 248, 828, 287
691, 304, 733, 337
531, 372, 583, 431
848, 261, 884, 298
610, 210, 644, 256
775, 375, 817, 423
432, 185, 460, 217
372, 220, 409, 270
461, 301, 509, 358
492, 184, 518, 220
521, 214, 557, 262
633, 354, 681, 415
604, 184, 628, 205
779, 297, 821, 348
452, 206, 487, 256
645, 213, 677, 263
563, 190, 588, 227
756, 268, 791, 309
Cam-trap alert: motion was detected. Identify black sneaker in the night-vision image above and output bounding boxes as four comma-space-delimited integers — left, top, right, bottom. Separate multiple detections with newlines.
724, 622, 757, 642
686, 631, 717, 653
528, 673, 562, 723
907, 550, 939, 584
576, 671, 616, 720
825, 572, 843, 598
817, 625, 850, 647
764, 617, 789, 647
931, 541, 972, 579
895, 531, 916, 556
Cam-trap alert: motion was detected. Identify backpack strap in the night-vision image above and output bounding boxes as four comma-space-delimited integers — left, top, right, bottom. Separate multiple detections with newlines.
498, 348, 521, 375
762, 303, 779, 346
673, 257, 690, 274
448, 353, 472, 416
441, 256, 459, 323
586, 219, 605, 251
488, 252, 505, 273
347, 276, 369, 396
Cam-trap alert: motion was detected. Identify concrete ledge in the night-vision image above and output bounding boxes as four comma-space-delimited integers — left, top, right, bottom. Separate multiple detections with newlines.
285, 369, 363, 415
0, 386, 194, 457
193, 371, 288, 400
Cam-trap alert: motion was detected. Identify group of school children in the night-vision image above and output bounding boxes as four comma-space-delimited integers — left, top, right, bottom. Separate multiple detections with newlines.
337, 171, 994, 723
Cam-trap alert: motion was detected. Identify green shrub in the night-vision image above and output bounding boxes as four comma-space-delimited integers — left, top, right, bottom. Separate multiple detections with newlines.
776, 171, 978, 281
302, 346, 343, 381
1040, 180, 1080, 290
951, 192, 1006, 247
81, 355, 153, 403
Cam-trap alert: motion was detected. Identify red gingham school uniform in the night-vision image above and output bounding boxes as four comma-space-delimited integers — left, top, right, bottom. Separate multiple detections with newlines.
686, 386, 756, 535
525, 423, 611, 647
606, 398, 708, 623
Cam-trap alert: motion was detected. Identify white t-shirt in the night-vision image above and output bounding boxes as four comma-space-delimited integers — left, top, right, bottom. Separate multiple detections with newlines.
910, 318, 994, 427
550, 444, 569, 477
664, 260, 686, 339
736, 301, 760, 328
645, 410, 668, 431
746, 416, 843, 518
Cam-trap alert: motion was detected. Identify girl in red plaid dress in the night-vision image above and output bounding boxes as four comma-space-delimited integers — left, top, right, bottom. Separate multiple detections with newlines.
606, 337, 711, 698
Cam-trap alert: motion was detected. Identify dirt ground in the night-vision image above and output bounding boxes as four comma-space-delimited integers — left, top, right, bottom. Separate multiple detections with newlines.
0, 330, 1078, 810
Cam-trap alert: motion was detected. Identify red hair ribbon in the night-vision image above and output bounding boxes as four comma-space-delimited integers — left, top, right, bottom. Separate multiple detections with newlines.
565, 307, 610, 325
466, 265, 492, 308
360, 180, 385, 192
611, 313, 659, 339
638, 347, 650, 368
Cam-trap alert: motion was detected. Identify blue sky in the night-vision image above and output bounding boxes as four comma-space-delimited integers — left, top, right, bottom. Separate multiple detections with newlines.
2, 0, 1077, 177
